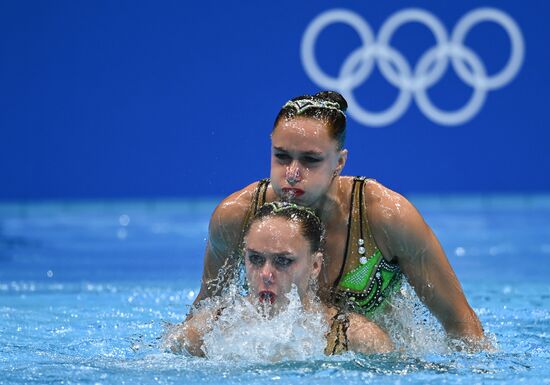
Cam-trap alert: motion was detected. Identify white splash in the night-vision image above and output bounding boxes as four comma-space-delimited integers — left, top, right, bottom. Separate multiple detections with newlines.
373, 281, 449, 355
202, 286, 328, 362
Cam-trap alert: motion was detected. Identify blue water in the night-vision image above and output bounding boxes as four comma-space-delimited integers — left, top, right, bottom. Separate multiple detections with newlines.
1, 196, 549, 384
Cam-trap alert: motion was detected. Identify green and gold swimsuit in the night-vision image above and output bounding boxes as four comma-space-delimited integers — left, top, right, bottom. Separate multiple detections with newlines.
332, 177, 401, 315
239, 177, 401, 316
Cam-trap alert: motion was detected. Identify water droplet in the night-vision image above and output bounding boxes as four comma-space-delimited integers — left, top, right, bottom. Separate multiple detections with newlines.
119, 214, 130, 226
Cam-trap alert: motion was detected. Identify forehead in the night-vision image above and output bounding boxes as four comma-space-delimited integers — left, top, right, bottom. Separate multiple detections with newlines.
246, 216, 310, 255
272, 116, 336, 151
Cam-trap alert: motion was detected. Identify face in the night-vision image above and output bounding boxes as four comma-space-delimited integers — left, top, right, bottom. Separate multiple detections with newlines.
271, 116, 347, 208
244, 216, 322, 312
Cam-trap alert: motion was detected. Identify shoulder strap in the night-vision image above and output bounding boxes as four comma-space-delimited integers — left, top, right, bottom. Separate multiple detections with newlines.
236, 178, 270, 255
254, 178, 270, 213
334, 177, 364, 285
358, 177, 379, 256
324, 310, 349, 355
334, 177, 389, 291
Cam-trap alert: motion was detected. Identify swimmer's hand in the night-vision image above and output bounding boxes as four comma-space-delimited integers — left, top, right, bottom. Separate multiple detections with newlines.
168, 306, 218, 357
448, 334, 497, 353
167, 322, 205, 357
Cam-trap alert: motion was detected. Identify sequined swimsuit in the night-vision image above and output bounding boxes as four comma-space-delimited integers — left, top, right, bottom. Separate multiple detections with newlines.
239, 177, 401, 316
332, 177, 401, 315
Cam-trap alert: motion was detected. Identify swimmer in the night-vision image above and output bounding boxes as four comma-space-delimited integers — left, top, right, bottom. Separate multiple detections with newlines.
173, 202, 394, 357
195, 91, 486, 348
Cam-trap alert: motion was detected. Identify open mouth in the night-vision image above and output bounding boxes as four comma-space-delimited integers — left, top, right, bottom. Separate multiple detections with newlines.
282, 188, 304, 198
259, 290, 276, 304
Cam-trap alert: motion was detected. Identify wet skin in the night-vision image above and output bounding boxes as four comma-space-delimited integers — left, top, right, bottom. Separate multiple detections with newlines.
270, 117, 347, 209
177, 214, 394, 356
196, 116, 485, 345
243, 216, 322, 313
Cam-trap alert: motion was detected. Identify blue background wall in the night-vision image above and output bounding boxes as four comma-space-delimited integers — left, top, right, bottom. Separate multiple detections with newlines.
0, 0, 548, 200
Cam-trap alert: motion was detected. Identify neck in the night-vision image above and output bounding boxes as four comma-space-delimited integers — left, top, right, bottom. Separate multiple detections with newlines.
309, 176, 345, 221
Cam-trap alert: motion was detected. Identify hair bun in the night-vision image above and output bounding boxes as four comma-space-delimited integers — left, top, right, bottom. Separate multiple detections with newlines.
314, 91, 348, 112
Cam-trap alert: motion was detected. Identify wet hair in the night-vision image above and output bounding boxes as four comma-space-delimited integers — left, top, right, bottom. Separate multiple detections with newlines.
273, 91, 348, 150
246, 201, 325, 254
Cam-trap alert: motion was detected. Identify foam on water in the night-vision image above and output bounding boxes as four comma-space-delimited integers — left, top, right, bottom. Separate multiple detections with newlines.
162, 281, 476, 362
163, 286, 329, 362
202, 287, 328, 362
374, 282, 449, 355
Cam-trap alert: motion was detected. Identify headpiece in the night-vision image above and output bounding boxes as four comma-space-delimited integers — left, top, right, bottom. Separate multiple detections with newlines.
283, 98, 345, 117
264, 201, 322, 228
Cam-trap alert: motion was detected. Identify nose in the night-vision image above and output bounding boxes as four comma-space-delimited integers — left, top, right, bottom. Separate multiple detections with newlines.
285, 162, 302, 185
260, 263, 274, 285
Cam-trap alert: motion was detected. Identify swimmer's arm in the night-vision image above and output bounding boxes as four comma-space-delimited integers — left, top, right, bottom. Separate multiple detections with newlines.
347, 313, 394, 354
193, 184, 256, 306
366, 183, 485, 344
171, 307, 217, 357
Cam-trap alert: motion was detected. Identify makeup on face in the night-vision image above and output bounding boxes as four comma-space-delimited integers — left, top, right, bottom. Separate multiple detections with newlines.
244, 218, 314, 308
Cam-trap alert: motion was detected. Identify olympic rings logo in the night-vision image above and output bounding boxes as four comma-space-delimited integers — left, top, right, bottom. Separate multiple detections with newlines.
301, 8, 525, 126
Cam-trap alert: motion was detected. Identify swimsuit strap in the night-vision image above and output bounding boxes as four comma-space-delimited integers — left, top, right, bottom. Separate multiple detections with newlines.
222, 178, 271, 294
333, 177, 401, 315
324, 310, 350, 355
237, 178, 270, 252
335, 178, 355, 284
334, 176, 374, 285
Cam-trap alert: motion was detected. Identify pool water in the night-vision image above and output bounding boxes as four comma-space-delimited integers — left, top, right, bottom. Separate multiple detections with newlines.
0, 196, 549, 384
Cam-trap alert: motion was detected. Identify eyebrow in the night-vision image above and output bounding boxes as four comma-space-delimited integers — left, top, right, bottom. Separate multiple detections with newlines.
272, 146, 323, 157
245, 248, 295, 258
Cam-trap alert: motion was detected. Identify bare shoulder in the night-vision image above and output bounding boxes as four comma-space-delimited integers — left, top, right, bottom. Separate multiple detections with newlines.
323, 306, 393, 354
346, 312, 394, 354
363, 180, 421, 224
364, 180, 428, 244
346, 312, 379, 334
210, 182, 259, 227
208, 181, 262, 250
209, 181, 266, 231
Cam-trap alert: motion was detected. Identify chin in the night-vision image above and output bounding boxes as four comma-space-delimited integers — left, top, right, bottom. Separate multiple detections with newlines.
284, 195, 305, 204
293, 196, 316, 208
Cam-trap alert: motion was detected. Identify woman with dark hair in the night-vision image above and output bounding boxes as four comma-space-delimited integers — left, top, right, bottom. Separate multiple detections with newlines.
175, 202, 393, 357
195, 91, 485, 347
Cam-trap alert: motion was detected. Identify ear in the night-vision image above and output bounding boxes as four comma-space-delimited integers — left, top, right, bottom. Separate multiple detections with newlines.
335, 148, 348, 176
310, 251, 323, 279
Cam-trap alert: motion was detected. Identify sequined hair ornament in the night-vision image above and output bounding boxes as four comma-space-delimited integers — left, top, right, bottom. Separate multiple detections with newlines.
266, 201, 319, 221
283, 99, 345, 117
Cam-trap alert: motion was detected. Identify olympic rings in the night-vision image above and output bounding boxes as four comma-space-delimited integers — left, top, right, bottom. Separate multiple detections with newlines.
301, 8, 525, 126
